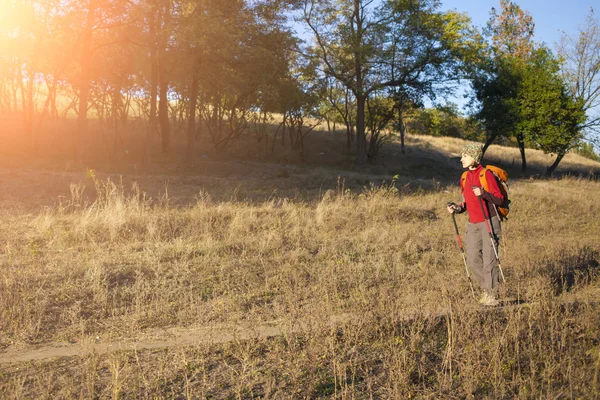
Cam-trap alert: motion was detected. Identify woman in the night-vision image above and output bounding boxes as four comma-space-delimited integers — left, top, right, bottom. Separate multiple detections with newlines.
447, 143, 504, 306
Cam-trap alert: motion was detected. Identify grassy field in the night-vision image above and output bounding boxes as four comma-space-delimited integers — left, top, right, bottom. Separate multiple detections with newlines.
1, 132, 600, 398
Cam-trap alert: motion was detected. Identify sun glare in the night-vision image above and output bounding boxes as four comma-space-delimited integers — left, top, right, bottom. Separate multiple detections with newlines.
0, 1, 40, 52
1, 0, 35, 24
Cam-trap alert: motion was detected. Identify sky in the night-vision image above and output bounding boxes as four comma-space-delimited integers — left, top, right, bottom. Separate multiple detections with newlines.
439, 0, 596, 111
441, 0, 595, 49
294, 0, 596, 65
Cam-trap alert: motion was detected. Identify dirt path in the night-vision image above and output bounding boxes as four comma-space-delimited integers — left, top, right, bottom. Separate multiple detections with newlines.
1, 297, 589, 365
0, 315, 353, 365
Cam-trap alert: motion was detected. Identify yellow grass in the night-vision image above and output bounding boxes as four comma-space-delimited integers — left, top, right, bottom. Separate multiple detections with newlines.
424, 134, 600, 172
0, 134, 599, 398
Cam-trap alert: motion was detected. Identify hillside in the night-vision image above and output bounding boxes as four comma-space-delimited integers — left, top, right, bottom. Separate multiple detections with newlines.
1, 134, 599, 398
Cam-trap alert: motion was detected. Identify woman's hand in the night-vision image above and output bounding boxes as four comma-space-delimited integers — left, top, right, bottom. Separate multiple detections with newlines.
447, 203, 459, 214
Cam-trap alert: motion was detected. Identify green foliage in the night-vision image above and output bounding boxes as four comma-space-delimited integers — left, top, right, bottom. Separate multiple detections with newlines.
519, 48, 586, 157
365, 94, 396, 157
472, 1, 585, 174
472, 55, 521, 140
303, 0, 480, 161
418, 107, 459, 138
409, 106, 484, 141
472, 1, 535, 144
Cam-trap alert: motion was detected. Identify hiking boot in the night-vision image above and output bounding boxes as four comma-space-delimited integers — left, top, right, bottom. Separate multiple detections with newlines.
477, 292, 492, 304
477, 293, 487, 304
479, 292, 499, 307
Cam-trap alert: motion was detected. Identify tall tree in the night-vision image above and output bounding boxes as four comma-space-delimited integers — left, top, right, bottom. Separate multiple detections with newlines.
0, 0, 67, 150
55, 0, 130, 165
519, 48, 586, 175
126, 0, 161, 167
476, 0, 536, 171
557, 8, 600, 147
302, 0, 476, 164
156, 0, 172, 154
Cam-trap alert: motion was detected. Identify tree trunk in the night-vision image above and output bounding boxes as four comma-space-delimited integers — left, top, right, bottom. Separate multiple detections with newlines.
50, 85, 58, 118
400, 125, 406, 155
25, 69, 34, 149
281, 112, 286, 147
0, 83, 8, 112
34, 79, 55, 155
75, 0, 96, 166
186, 65, 199, 162
271, 121, 281, 153
12, 75, 18, 112
346, 123, 353, 150
367, 130, 377, 160
143, 12, 159, 168
353, 0, 368, 164
517, 133, 527, 172
157, 2, 170, 154
111, 83, 122, 157
398, 110, 406, 155
355, 94, 367, 164
545, 152, 565, 176
17, 66, 26, 121
158, 64, 170, 153
482, 132, 499, 158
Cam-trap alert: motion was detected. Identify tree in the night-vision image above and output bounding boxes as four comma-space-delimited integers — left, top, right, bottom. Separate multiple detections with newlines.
472, 54, 521, 154
125, 0, 162, 167
384, 3, 482, 155
0, 0, 71, 151
302, 0, 476, 164
316, 76, 356, 150
473, 2, 586, 175
557, 8, 600, 147
55, 0, 131, 165
155, 0, 172, 154
519, 48, 586, 176
365, 93, 395, 158
474, 0, 536, 171
574, 141, 600, 161
158, 0, 300, 159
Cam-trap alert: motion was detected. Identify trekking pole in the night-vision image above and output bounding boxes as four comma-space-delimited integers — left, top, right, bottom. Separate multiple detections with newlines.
448, 203, 476, 298
473, 187, 506, 284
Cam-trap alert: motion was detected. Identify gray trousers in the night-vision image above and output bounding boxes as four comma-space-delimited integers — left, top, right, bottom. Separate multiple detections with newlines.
466, 216, 501, 292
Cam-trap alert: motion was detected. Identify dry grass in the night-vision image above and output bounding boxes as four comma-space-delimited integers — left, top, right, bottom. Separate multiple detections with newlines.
420, 134, 600, 175
3, 110, 599, 180
1, 135, 600, 398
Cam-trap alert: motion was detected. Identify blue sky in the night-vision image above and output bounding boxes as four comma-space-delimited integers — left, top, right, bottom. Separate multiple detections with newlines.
293, 1, 596, 62
441, 0, 595, 49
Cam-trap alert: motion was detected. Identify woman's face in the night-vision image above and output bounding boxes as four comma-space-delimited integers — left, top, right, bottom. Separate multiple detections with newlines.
461, 153, 476, 168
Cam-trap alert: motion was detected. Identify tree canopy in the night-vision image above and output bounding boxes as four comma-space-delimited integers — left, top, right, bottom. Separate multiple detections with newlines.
471, 0, 587, 174
0, 0, 595, 173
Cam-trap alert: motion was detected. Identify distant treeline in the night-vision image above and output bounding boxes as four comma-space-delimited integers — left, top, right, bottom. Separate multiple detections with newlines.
0, 0, 598, 173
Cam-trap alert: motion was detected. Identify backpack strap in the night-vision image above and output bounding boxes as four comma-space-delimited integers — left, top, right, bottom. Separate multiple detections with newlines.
460, 170, 468, 191
479, 167, 489, 192
461, 168, 489, 191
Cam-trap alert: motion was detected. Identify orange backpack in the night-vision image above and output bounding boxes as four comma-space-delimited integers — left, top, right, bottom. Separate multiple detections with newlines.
461, 165, 511, 220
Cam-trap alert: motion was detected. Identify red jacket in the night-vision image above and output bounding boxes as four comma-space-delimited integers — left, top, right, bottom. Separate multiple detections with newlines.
460, 165, 504, 224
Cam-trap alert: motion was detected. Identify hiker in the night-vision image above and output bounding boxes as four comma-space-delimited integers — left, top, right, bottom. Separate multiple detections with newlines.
447, 143, 504, 306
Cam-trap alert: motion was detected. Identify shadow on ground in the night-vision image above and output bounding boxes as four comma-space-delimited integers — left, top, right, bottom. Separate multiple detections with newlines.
545, 246, 600, 295
1, 118, 599, 210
